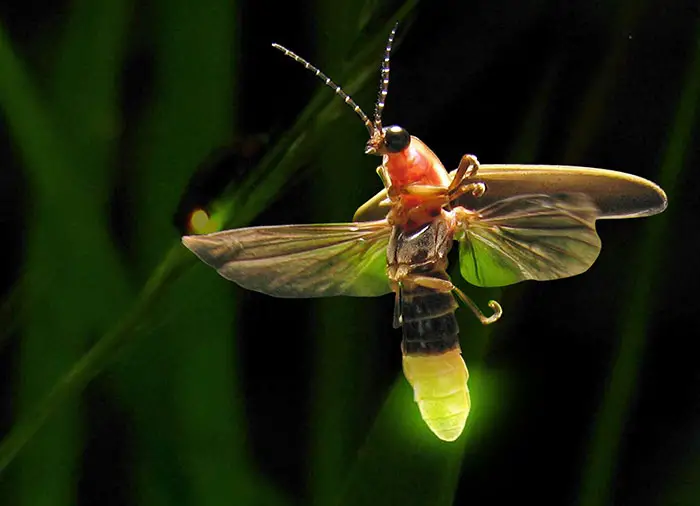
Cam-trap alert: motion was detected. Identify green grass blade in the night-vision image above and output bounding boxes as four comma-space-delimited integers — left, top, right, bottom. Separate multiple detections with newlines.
307, 1, 387, 503
0, 244, 189, 476
50, 0, 130, 200
118, 0, 254, 503
577, 17, 700, 506
0, 4, 130, 505
0, 2, 417, 484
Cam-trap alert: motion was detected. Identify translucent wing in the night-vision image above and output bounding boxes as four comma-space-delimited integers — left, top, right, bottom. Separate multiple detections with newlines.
353, 165, 667, 222
458, 193, 602, 287
182, 220, 392, 297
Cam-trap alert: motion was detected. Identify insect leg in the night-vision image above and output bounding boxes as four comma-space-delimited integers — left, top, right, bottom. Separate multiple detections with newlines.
377, 165, 400, 202
408, 275, 501, 325
453, 286, 502, 325
449, 182, 486, 201
394, 184, 452, 223
447, 154, 480, 193
400, 184, 448, 198
376, 165, 392, 191
408, 275, 454, 292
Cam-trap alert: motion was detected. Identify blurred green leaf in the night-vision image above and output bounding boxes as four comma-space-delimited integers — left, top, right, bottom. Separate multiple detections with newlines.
117, 0, 258, 503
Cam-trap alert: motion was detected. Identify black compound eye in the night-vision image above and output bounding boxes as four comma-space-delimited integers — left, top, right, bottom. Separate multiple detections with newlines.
383, 125, 410, 153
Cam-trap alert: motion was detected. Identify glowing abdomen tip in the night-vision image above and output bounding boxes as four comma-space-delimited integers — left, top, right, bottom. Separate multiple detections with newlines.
402, 349, 470, 442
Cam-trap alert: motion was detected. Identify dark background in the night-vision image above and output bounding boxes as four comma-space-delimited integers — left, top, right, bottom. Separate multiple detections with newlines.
0, 0, 698, 505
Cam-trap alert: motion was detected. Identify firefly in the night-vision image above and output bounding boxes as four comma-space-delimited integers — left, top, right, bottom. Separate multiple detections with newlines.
181, 25, 667, 442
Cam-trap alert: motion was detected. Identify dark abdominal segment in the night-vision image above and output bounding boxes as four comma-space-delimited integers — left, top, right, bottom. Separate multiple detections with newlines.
401, 276, 460, 356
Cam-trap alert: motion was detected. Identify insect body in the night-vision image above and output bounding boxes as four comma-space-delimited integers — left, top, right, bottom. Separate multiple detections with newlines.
388, 213, 469, 441
181, 25, 667, 442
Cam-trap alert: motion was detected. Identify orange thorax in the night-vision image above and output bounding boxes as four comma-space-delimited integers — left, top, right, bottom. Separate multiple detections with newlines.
384, 136, 451, 227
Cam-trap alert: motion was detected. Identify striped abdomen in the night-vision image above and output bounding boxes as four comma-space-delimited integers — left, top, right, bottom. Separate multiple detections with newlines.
400, 272, 470, 442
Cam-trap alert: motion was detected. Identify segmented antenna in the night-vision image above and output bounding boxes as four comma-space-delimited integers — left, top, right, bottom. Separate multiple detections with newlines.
271, 43, 375, 135
374, 22, 398, 129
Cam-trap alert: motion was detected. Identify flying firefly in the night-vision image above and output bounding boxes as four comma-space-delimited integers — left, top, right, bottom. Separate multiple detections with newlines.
181, 25, 667, 442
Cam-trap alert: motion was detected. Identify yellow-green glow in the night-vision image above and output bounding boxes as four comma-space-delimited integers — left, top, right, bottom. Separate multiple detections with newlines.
402, 349, 470, 442
188, 208, 220, 235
